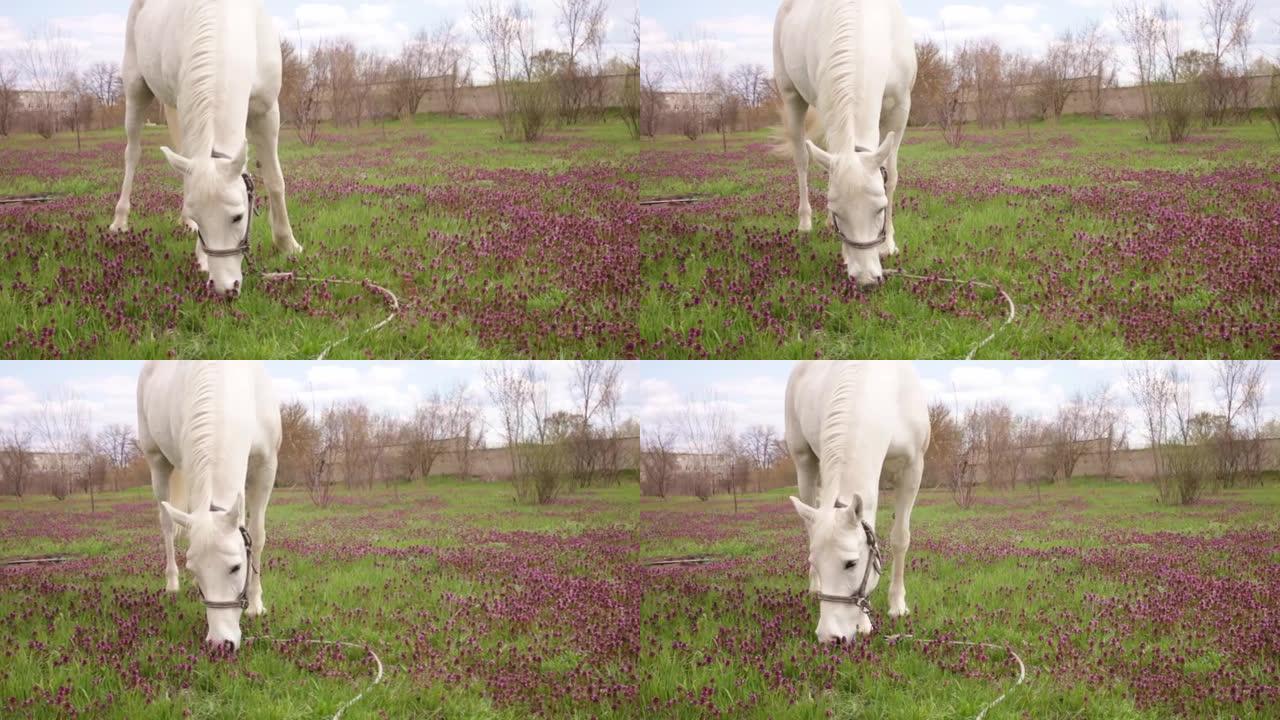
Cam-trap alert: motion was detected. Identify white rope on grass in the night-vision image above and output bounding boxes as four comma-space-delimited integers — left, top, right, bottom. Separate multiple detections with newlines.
246, 635, 385, 720
260, 272, 400, 360
884, 269, 1017, 360
882, 633, 1026, 720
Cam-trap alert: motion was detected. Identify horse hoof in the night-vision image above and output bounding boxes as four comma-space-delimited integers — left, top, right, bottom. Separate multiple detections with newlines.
109, 220, 128, 233
246, 604, 267, 617
888, 605, 910, 618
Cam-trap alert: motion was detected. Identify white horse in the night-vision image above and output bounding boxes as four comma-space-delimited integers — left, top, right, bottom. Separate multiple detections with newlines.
774, 0, 916, 289
785, 361, 929, 642
137, 361, 282, 650
110, 0, 302, 298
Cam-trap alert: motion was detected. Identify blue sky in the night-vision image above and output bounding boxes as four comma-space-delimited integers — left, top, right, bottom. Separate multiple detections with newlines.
641, 0, 1280, 83
0, 1, 637, 83
0, 361, 643, 447
636, 361, 1280, 447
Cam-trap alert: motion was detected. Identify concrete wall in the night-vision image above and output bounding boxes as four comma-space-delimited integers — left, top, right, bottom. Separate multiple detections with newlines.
954, 74, 1275, 122
968, 436, 1280, 484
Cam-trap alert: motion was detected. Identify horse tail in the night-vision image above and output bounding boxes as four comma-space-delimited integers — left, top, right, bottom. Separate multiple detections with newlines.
771, 106, 827, 158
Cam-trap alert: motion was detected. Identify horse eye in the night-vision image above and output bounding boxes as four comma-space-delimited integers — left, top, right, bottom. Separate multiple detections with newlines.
230, 564, 241, 574
844, 560, 857, 570
231, 214, 244, 224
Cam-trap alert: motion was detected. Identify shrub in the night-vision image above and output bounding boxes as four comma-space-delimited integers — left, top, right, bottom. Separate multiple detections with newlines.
512, 80, 555, 142
1152, 81, 1195, 143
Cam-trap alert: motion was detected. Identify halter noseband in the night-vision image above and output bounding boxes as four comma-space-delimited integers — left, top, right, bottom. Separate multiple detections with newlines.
197, 150, 255, 259
195, 504, 253, 611
810, 514, 884, 616
833, 146, 890, 251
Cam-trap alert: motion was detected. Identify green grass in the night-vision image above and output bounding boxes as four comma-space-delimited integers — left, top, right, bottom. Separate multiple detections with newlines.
0, 479, 638, 718
0, 115, 639, 359
639, 479, 1280, 718
636, 116, 1280, 358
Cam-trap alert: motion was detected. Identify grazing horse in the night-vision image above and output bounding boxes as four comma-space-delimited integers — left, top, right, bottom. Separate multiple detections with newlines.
110, 0, 302, 298
774, 0, 916, 289
785, 361, 929, 642
137, 361, 282, 650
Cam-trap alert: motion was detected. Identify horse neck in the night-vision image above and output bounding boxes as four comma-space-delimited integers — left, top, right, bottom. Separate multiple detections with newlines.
182, 363, 250, 512
177, 0, 253, 157
817, 365, 885, 524
817, 0, 884, 155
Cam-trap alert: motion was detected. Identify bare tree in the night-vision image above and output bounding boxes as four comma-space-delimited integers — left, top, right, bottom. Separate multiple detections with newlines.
30, 389, 92, 504
662, 32, 723, 141
0, 427, 35, 497
82, 62, 122, 129
17, 26, 80, 138
470, 0, 520, 136
1126, 363, 1178, 502
641, 420, 678, 498
620, 6, 641, 139
639, 68, 664, 139
96, 423, 137, 492
1044, 392, 1092, 480
0, 60, 17, 136
1213, 360, 1265, 487
678, 392, 733, 504
553, 0, 608, 123
738, 424, 780, 492
1115, 0, 1163, 137
484, 363, 529, 482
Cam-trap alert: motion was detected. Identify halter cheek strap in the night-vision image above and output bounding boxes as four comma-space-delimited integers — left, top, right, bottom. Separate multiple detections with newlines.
810, 518, 884, 615
197, 150, 255, 259
195, 504, 254, 611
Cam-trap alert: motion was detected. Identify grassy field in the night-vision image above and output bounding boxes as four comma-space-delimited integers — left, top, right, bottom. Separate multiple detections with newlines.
637, 117, 1280, 358
0, 479, 638, 719
0, 116, 640, 359
640, 480, 1280, 719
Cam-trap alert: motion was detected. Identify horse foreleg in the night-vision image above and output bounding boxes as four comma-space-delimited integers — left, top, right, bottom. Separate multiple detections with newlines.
244, 457, 276, 617
162, 104, 198, 234
110, 77, 153, 233
247, 104, 302, 256
781, 91, 812, 233
147, 455, 179, 592
879, 100, 910, 258
888, 455, 923, 618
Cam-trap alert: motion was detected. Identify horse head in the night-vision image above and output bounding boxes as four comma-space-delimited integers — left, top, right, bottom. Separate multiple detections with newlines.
806, 132, 895, 290
160, 143, 253, 299
790, 493, 882, 643
161, 492, 251, 650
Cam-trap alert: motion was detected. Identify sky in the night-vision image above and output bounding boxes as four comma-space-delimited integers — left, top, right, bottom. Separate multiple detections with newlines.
641, 0, 1280, 85
0, 361, 642, 449
636, 361, 1280, 448
0, 0, 637, 85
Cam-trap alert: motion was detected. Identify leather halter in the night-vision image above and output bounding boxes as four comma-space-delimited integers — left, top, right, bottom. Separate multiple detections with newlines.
834, 145, 889, 251
197, 150, 255, 259
810, 515, 884, 615
195, 504, 253, 611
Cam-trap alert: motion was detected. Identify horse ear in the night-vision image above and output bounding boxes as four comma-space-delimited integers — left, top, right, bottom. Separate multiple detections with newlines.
789, 496, 817, 525
221, 492, 245, 530
161, 501, 192, 529
872, 132, 896, 166
805, 140, 832, 170
221, 141, 248, 181
159, 147, 192, 176
844, 493, 864, 526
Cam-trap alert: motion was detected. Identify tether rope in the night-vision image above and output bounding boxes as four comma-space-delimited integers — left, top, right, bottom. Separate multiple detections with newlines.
881, 632, 1027, 720
884, 269, 1017, 360
259, 271, 399, 360
246, 635, 384, 720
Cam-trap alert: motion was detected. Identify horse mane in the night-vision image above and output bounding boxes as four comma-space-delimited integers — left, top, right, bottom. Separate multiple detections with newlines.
819, 0, 865, 150
181, 362, 222, 516
817, 362, 865, 497
177, 0, 220, 155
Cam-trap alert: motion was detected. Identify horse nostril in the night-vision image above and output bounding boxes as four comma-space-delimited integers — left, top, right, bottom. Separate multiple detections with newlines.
233, 280, 241, 291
